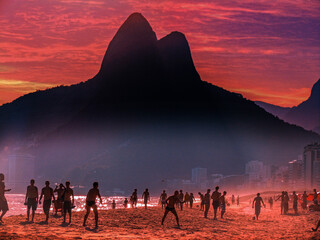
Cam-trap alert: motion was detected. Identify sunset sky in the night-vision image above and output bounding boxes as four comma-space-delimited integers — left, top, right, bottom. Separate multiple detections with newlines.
0, 0, 319, 107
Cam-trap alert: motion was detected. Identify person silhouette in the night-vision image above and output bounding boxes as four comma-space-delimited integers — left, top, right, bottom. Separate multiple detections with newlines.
276, 191, 285, 214
178, 190, 184, 211
252, 193, 265, 220
39, 181, 55, 224
268, 197, 273, 209
161, 190, 184, 228
231, 195, 235, 205
302, 191, 308, 210
112, 200, 116, 209
83, 182, 102, 228
237, 195, 240, 206
130, 189, 138, 208
160, 190, 167, 209
313, 189, 318, 205
184, 192, 190, 207
211, 186, 221, 220
0, 173, 11, 223
189, 193, 195, 209
220, 191, 227, 218
124, 198, 128, 208
54, 183, 65, 215
25, 179, 38, 222
62, 181, 74, 224
198, 192, 204, 211
283, 192, 289, 215
142, 188, 150, 209
204, 189, 211, 218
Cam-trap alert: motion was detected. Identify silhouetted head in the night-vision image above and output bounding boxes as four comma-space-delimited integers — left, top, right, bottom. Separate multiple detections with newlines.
66, 181, 70, 187
134, 189, 137, 192
215, 186, 219, 191
163, 190, 166, 193
0, 173, 4, 181
223, 191, 227, 195
45, 181, 50, 186
180, 190, 182, 193
146, 188, 148, 192
257, 193, 260, 197
186, 192, 188, 194
190, 193, 193, 195
59, 183, 63, 188
198, 192, 201, 195
30, 179, 35, 185
93, 182, 99, 188
125, 198, 127, 200
293, 191, 296, 194
304, 191, 306, 194
207, 189, 210, 193
314, 189, 317, 192
174, 190, 179, 196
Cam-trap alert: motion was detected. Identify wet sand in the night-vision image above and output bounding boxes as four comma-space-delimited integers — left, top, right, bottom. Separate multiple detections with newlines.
0, 201, 319, 239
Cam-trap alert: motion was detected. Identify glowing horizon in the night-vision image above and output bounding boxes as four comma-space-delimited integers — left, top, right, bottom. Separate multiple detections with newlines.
0, 0, 319, 107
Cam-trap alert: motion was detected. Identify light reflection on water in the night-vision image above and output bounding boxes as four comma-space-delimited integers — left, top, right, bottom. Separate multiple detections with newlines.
4, 194, 160, 217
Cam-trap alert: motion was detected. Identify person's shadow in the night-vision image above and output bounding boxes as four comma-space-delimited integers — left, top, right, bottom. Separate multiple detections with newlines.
85, 226, 99, 233
37, 221, 48, 225
19, 221, 33, 225
60, 222, 70, 227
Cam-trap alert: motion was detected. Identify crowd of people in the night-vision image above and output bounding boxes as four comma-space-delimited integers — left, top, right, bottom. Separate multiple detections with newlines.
0, 173, 319, 231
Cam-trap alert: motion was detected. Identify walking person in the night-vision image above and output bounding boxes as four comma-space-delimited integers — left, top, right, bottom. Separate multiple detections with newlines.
198, 192, 204, 211
0, 173, 11, 223
124, 198, 128, 208
161, 190, 184, 228
142, 188, 150, 209
268, 197, 273, 209
62, 181, 74, 224
179, 190, 184, 211
83, 182, 102, 229
252, 193, 265, 220
54, 183, 65, 216
211, 186, 221, 220
283, 192, 289, 215
204, 189, 211, 218
313, 189, 318, 205
189, 193, 195, 209
276, 192, 285, 214
236, 195, 240, 206
39, 181, 55, 224
302, 191, 308, 210
160, 190, 167, 209
130, 189, 138, 208
220, 191, 227, 219
184, 192, 190, 207
25, 179, 38, 222
231, 195, 235, 205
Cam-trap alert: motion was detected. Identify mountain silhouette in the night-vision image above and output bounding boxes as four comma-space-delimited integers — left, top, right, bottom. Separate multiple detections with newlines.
0, 13, 319, 192
256, 79, 320, 134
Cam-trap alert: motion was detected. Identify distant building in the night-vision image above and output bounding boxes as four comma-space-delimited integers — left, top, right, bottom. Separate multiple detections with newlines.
245, 161, 264, 182
288, 159, 304, 189
304, 143, 320, 188
192, 167, 207, 185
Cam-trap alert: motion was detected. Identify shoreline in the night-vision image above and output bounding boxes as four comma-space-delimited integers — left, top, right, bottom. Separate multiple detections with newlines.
0, 202, 319, 239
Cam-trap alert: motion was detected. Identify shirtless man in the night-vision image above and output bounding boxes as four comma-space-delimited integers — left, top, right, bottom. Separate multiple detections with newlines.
0, 173, 11, 223
252, 193, 265, 220
54, 183, 65, 215
142, 188, 150, 209
220, 191, 227, 218
313, 189, 318, 205
130, 189, 138, 208
160, 190, 167, 209
198, 192, 204, 211
276, 191, 285, 214
39, 181, 55, 224
211, 186, 221, 220
161, 190, 184, 228
83, 182, 102, 228
204, 189, 211, 218
62, 181, 74, 224
178, 190, 184, 211
25, 179, 38, 222
189, 193, 195, 209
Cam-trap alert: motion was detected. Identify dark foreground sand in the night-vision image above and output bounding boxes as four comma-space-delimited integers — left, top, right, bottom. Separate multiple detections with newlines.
0, 202, 319, 239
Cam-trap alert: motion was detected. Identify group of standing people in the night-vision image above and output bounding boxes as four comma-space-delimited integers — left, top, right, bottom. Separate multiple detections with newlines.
129, 188, 150, 209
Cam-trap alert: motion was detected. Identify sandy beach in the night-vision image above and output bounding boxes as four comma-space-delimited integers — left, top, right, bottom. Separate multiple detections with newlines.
0, 200, 319, 239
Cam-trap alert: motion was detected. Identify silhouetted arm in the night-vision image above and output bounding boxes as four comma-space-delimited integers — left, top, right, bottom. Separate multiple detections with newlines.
98, 190, 102, 204
36, 187, 39, 202
72, 190, 74, 205
252, 198, 255, 208
25, 186, 29, 202
39, 189, 43, 204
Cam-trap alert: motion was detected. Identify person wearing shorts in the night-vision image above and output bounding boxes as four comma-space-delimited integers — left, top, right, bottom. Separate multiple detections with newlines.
211, 186, 221, 220
161, 190, 184, 228
25, 179, 38, 222
220, 191, 227, 219
252, 193, 265, 220
62, 181, 74, 224
39, 181, 55, 224
83, 182, 102, 228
